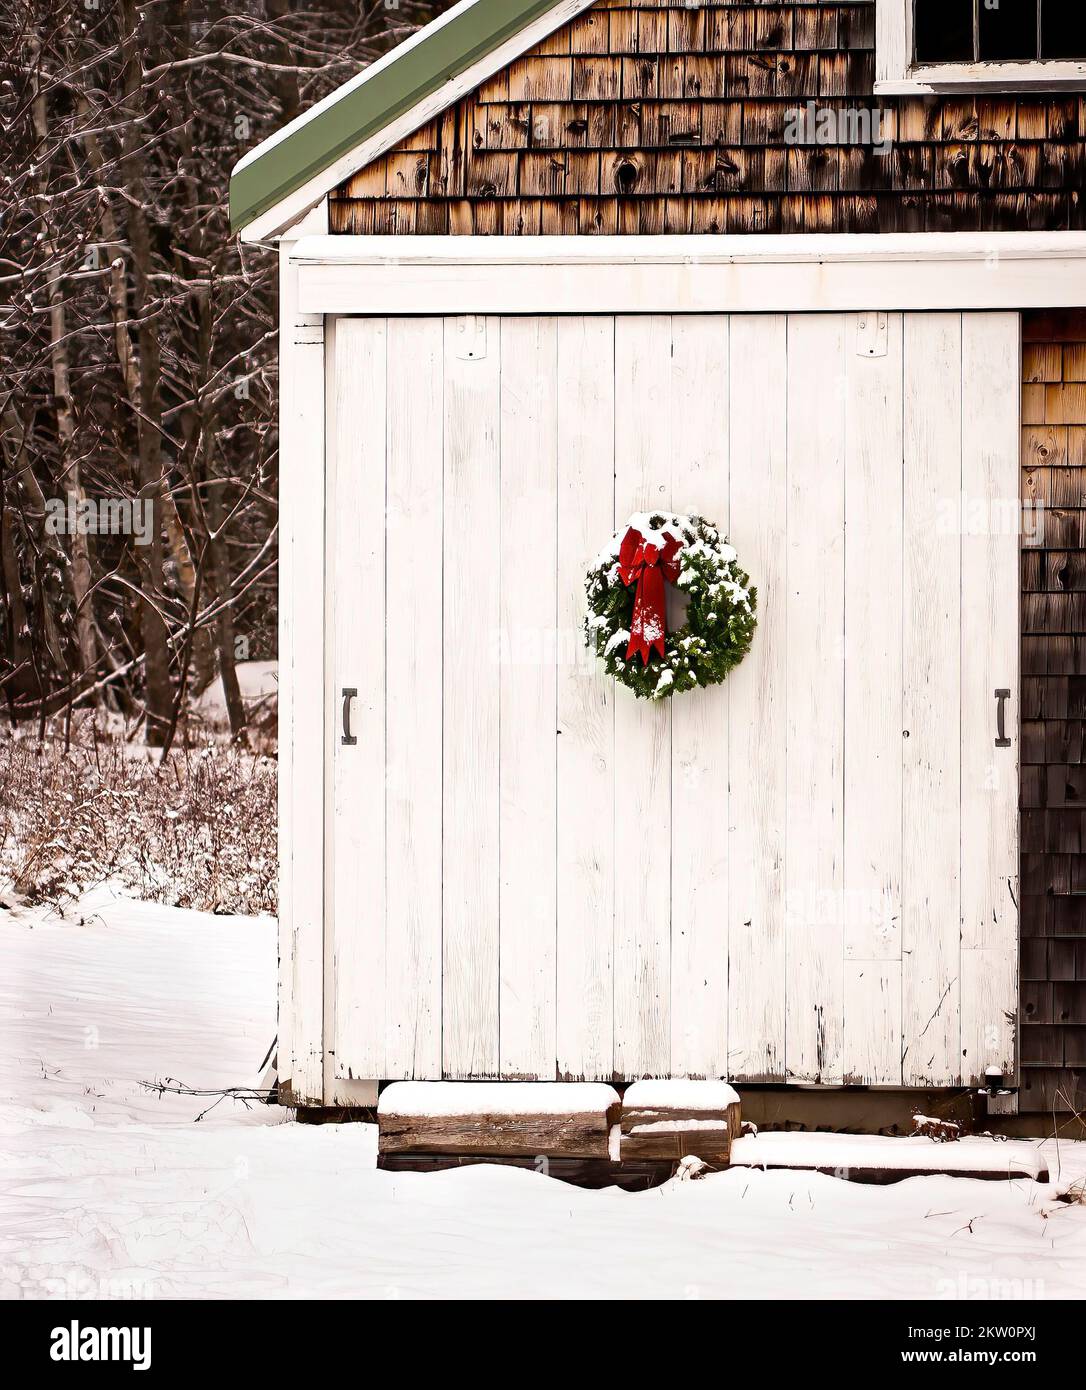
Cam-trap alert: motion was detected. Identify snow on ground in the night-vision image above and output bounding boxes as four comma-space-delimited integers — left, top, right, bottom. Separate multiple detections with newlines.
193, 660, 277, 723
3, 888, 1086, 1301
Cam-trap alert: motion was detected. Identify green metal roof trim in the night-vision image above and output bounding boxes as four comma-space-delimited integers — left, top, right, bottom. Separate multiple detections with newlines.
230, 0, 566, 232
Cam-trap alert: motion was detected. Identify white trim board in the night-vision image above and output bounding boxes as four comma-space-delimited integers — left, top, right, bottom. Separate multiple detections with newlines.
293, 233, 1086, 317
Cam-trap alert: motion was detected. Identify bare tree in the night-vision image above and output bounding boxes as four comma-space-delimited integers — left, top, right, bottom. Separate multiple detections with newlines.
0, 0, 443, 740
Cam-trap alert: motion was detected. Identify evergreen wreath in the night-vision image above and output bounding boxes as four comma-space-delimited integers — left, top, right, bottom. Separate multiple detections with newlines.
584, 511, 757, 701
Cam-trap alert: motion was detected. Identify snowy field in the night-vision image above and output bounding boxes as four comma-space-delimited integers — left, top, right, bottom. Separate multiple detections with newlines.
3, 889, 1086, 1301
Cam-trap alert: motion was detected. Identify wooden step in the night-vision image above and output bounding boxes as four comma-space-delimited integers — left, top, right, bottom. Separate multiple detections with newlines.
620, 1079, 742, 1163
378, 1081, 622, 1159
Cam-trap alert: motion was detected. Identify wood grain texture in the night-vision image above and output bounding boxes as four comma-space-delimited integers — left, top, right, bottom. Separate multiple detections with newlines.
669, 315, 730, 1079
843, 961, 902, 1086
380, 1110, 614, 1158
331, 318, 387, 1081
384, 317, 443, 1080
784, 312, 846, 1084
901, 313, 963, 1087
330, 2, 1086, 237
442, 317, 502, 1078
556, 316, 616, 1081
843, 313, 904, 969
960, 313, 1021, 967
727, 314, 788, 1081
842, 312, 905, 1084
499, 316, 560, 1079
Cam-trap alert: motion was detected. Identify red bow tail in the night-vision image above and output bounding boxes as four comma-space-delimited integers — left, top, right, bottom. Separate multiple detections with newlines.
617, 526, 683, 666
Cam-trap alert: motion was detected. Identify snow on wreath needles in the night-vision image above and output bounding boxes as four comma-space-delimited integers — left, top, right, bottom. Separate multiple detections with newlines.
585, 512, 757, 701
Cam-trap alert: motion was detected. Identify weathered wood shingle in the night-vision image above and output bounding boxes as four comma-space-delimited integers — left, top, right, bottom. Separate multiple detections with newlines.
330, 0, 1086, 234
1020, 311, 1086, 1116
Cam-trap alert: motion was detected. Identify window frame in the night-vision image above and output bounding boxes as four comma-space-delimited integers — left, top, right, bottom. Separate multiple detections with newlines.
875, 0, 1086, 93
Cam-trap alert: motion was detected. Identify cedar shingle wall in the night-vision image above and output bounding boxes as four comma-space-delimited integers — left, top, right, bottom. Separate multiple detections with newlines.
1021, 311, 1086, 1116
330, 0, 1086, 235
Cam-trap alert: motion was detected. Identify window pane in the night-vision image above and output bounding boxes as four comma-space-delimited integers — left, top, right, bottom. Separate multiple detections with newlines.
1043, 2, 1086, 59
915, 0, 975, 63
979, 0, 1039, 60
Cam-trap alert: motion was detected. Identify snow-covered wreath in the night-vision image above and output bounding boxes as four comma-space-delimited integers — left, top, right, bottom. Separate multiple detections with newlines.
585, 512, 757, 701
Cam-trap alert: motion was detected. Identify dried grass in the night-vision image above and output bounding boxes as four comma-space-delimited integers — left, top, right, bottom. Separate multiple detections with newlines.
0, 715, 276, 916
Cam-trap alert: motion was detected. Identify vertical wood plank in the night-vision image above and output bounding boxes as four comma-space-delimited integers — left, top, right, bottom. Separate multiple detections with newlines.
902, 312, 963, 1087
384, 318, 443, 1079
556, 316, 616, 1082
961, 947, 1017, 1084
499, 317, 560, 1079
443, 315, 501, 1077
785, 313, 847, 1084
670, 314, 730, 1079
331, 317, 387, 1081
613, 314, 673, 1079
842, 311, 905, 1084
843, 961, 903, 1085
728, 314, 788, 1081
960, 310, 1020, 1082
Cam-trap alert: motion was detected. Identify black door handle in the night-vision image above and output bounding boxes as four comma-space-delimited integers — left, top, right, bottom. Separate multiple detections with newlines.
341, 688, 358, 746
994, 688, 1011, 748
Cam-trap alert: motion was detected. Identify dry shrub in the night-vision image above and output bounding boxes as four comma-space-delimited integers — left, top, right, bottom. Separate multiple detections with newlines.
0, 718, 276, 915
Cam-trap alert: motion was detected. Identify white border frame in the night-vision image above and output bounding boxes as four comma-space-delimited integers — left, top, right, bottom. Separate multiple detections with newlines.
875, 0, 1086, 93
293, 232, 1086, 318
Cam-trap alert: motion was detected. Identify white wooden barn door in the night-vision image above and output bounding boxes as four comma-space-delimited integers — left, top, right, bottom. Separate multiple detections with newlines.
328, 311, 1020, 1088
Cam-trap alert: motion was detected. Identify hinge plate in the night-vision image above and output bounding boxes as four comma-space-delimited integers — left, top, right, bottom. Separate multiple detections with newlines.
856, 311, 888, 359
455, 314, 487, 361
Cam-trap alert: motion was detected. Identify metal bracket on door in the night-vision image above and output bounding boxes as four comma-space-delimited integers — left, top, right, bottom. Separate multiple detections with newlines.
856, 311, 888, 358
341, 688, 358, 747
455, 314, 487, 361
994, 688, 1012, 748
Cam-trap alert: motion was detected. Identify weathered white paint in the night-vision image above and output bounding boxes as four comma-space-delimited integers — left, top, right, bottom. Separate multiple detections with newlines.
785, 313, 846, 1084
555, 317, 615, 1082
842, 312, 905, 1085
294, 233, 1086, 318
669, 317, 730, 1080
325, 310, 1020, 1088
499, 316, 559, 1079
843, 312, 904, 968
902, 314, 964, 1088
726, 315, 788, 1082
442, 317, 502, 1078
331, 318, 387, 1081
959, 312, 1021, 1081
384, 317, 444, 1080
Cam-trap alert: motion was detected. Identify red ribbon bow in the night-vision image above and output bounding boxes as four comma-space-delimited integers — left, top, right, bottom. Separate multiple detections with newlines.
618, 523, 684, 666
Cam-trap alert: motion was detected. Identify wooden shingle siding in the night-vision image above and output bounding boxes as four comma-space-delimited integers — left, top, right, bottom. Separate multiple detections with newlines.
330, 0, 1086, 235
1021, 310, 1086, 1116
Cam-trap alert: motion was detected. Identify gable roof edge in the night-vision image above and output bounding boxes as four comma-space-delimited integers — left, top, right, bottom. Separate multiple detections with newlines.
230, 0, 596, 239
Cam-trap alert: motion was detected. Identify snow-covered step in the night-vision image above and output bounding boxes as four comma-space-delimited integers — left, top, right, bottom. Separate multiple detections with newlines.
729, 1132, 1049, 1183
378, 1081, 622, 1159
620, 1080, 741, 1163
